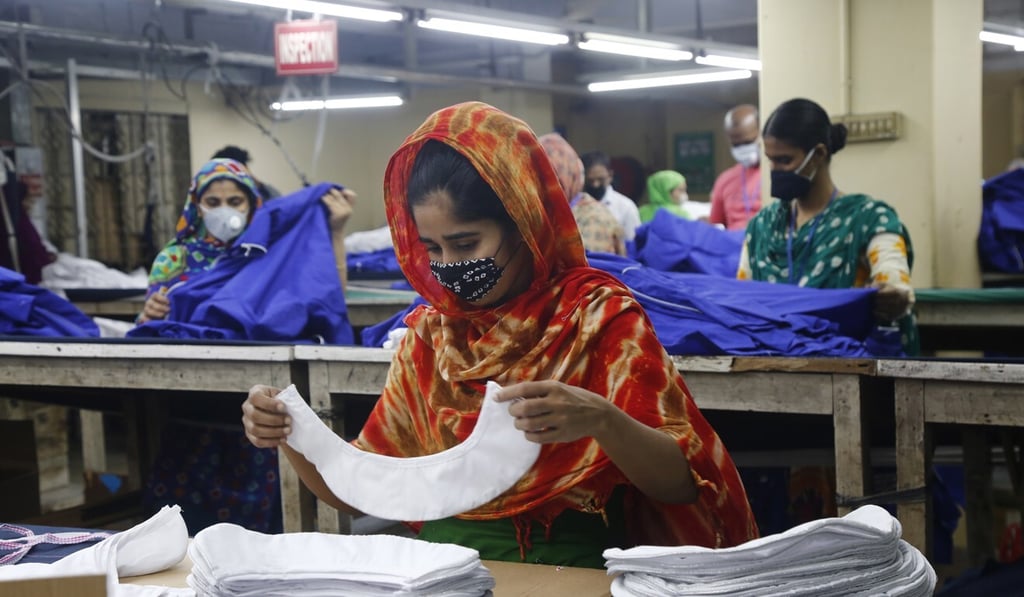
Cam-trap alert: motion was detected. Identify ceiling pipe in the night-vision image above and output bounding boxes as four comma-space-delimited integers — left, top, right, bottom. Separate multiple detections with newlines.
0, 20, 589, 96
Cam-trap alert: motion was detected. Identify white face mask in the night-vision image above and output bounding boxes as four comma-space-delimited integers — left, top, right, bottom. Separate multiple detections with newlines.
201, 206, 247, 242
731, 141, 760, 167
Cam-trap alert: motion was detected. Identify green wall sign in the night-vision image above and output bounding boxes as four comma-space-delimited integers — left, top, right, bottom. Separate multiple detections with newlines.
673, 131, 715, 194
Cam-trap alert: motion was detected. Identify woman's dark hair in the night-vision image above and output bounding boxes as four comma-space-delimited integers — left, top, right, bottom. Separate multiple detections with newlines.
763, 98, 848, 159
407, 140, 513, 227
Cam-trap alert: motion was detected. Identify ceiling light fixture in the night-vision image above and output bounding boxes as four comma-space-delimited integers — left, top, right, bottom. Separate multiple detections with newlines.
417, 17, 570, 46
578, 32, 693, 61
588, 69, 752, 93
222, 0, 403, 23
979, 30, 1024, 50
695, 53, 762, 71
270, 95, 404, 111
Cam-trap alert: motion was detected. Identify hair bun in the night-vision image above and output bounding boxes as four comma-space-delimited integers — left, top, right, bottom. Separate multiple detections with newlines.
829, 123, 848, 154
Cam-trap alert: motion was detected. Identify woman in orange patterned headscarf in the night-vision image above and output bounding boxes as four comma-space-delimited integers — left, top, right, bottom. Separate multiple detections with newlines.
243, 102, 757, 567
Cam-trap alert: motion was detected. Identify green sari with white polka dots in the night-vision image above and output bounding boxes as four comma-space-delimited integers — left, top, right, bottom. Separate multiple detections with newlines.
744, 193, 912, 288
744, 193, 918, 354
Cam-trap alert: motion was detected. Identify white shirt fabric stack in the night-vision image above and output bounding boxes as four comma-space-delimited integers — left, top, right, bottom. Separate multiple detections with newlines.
187, 524, 494, 596
604, 505, 935, 597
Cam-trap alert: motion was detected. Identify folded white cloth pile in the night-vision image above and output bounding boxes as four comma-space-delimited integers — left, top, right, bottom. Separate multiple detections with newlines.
604, 505, 935, 597
0, 505, 191, 597
188, 523, 495, 596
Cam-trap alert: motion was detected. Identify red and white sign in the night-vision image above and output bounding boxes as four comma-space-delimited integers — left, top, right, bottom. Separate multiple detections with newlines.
274, 20, 338, 76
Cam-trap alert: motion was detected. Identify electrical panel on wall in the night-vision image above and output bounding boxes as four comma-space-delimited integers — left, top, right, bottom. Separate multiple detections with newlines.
832, 112, 902, 143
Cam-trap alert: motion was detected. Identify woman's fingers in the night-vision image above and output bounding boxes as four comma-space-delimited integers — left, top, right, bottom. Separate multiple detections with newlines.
242, 385, 290, 448
141, 292, 171, 320
321, 188, 355, 231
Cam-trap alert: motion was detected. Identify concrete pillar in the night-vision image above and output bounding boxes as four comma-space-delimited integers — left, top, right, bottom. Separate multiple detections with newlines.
759, 0, 983, 288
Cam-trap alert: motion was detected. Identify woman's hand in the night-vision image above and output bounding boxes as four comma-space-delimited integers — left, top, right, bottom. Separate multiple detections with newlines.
321, 187, 356, 233
495, 380, 615, 444
241, 385, 290, 448
872, 283, 912, 322
138, 292, 170, 323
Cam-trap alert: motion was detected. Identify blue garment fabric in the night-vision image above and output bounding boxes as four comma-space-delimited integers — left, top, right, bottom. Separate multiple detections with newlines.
360, 295, 427, 348
588, 253, 878, 357
362, 251, 881, 357
347, 247, 402, 278
129, 183, 353, 344
979, 168, 1024, 273
631, 209, 744, 277
0, 267, 99, 338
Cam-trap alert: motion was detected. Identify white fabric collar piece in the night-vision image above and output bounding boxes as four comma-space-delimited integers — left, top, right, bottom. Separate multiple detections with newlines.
0, 505, 191, 596
276, 381, 540, 521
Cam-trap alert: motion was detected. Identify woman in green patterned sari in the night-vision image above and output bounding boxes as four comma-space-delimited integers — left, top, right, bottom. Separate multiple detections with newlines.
738, 98, 916, 354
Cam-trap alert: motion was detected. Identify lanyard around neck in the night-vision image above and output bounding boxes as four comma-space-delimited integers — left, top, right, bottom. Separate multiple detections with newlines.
787, 188, 839, 285
739, 166, 759, 216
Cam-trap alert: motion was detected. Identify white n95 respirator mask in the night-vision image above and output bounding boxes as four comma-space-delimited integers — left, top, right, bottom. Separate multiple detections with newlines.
201, 206, 247, 242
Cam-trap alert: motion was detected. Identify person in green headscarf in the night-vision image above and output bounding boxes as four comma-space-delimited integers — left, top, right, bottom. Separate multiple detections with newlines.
640, 170, 690, 222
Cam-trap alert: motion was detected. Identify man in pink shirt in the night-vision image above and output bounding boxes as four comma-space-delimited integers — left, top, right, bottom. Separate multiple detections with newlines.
710, 104, 762, 231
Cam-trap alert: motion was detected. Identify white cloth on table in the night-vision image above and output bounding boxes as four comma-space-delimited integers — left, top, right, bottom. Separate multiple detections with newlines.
343, 226, 394, 254
187, 524, 494, 596
41, 252, 148, 290
275, 381, 539, 521
0, 505, 189, 596
605, 505, 935, 597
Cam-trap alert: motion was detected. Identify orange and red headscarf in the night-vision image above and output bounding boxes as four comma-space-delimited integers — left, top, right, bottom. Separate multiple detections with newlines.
357, 101, 757, 549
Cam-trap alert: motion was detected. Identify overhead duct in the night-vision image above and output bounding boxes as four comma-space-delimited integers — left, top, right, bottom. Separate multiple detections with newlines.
0, 20, 588, 96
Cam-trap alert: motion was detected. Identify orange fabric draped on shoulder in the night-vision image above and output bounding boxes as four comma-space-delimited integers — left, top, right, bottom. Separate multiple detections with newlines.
358, 101, 757, 548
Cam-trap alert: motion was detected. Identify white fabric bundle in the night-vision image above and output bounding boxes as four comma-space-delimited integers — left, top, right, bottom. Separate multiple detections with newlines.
187, 523, 494, 596
0, 505, 191, 596
275, 381, 540, 521
604, 505, 935, 597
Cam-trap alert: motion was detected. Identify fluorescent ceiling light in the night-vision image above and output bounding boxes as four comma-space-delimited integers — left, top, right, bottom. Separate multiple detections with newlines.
980, 30, 1024, 50
588, 69, 752, 93
578, 32, 693, 61
695, 54, 762, 71
271, 95, 404, 111
223, 0, 403, 23
417, 17, 569, 46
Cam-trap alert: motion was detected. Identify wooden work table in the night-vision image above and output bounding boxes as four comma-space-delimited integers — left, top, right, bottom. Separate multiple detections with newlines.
0, 340, 295, 495
880, 358, 1024, 565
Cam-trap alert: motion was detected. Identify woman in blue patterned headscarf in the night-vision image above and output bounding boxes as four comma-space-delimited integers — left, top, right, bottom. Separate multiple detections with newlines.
137, 158, 262, 323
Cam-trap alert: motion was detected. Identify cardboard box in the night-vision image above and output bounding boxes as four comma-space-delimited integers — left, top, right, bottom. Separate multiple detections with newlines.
0, 574, 107, 597
0, 419, 41, 521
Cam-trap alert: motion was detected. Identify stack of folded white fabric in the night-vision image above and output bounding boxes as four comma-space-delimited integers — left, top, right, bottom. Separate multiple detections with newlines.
604, 505, 935, 597
188, 524, 495, 596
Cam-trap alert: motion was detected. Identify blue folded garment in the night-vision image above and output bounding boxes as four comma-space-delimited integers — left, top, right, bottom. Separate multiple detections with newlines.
0, 267, 99, 338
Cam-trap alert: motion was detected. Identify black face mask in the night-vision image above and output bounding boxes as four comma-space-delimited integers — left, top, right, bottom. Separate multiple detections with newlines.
429, 238, 520, 303
770, 148, 818, 202
585, 184, 607, 200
